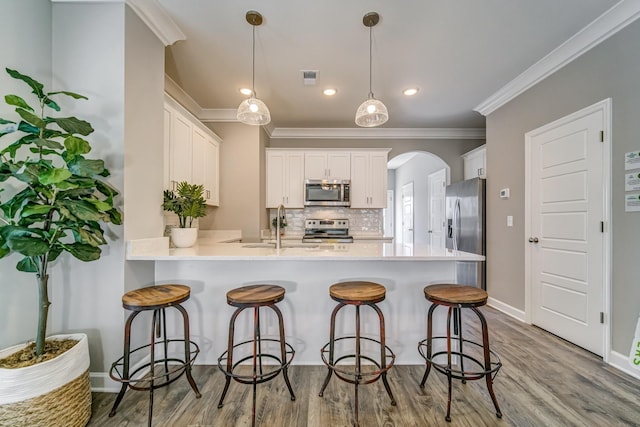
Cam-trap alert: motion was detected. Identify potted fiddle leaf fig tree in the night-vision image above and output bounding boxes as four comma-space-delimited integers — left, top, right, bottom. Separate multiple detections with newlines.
0, 68, 122, 425
162, 181, 206, 247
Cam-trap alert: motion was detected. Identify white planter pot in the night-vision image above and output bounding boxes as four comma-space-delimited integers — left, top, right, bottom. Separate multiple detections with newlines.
171, 227, 199, 248
0, 333, 91, 426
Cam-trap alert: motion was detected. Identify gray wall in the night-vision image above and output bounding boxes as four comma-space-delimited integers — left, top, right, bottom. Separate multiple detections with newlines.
486, 19, 640, 354
0, 0, 53, 351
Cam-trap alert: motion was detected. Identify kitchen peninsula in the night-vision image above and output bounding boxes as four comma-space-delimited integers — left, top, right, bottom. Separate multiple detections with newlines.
127, 237, 484, 365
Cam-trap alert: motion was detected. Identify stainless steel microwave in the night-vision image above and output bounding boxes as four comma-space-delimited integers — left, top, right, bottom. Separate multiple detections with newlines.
304, 179, 350, 207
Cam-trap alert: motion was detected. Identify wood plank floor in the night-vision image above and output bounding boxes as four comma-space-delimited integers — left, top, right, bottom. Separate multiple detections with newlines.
88, 307, 640, 426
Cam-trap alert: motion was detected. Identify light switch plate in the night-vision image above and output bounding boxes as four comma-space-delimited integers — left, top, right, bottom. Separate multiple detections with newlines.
507, 215, 513, 227
500, 188, 510, 199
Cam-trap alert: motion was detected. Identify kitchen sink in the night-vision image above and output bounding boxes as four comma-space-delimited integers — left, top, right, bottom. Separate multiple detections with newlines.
241, 242, 319, 249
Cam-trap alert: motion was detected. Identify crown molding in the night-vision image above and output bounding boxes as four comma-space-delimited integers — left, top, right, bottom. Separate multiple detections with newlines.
474, 0, 640, 116
164, 75, 203, 117
268, 127, 485, 140
51, 0, 186, 46
126, 0, 185, 46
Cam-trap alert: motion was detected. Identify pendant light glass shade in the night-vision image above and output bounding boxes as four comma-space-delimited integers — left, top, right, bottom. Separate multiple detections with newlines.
355, 12, 388, 128
355, 94, 388, 127
237, 95, 271, 125
237, 11, 271, 126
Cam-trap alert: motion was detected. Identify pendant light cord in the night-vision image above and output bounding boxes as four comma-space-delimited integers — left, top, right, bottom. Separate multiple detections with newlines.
368, 25, 373, 97
252, 24, 256, 96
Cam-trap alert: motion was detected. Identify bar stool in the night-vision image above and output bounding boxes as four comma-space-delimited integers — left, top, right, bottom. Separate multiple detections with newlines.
418, 284, 502, 422
319, 281, 396, 426
217, 284, 296, 427
109, 284, 201, 427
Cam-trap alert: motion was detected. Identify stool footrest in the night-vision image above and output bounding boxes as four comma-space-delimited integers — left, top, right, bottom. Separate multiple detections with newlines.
320, 336, 395, 385
418, 336, 502, 381
109, 339, 200, 391
217, 338, 295, 385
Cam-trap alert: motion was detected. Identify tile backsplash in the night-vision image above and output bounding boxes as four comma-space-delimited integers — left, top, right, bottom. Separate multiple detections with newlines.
269, 207, 383, 235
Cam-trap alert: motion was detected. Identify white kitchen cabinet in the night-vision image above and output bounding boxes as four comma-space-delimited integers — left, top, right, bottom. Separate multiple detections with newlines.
304, 151, 350, 180
192, 127, 220, 206
463, 145, 486, 179
350, 150, 390, 208
266, 150, 305, 208
165, 95, 222, 206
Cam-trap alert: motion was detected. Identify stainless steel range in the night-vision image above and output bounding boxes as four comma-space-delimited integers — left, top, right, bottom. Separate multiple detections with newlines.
303, 219, 353, 243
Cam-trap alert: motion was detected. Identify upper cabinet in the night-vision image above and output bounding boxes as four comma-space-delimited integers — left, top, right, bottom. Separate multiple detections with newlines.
164, 95, 222, 206
266, 150, 305, 208
350, 149, 390, 208
304, 151, 351, 180
463, 145, 486, 180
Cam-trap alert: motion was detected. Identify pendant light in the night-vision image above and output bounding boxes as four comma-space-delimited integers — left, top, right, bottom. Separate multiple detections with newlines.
355, 12, 388, 127
237, 11, 271, 125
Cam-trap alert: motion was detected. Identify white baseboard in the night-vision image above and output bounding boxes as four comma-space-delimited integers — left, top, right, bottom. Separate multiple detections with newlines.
90, 372, 121, 393
608, 350, 640, 380
487, 297, 526, 322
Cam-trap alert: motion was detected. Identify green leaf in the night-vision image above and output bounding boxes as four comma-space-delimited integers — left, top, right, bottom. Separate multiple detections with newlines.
41, 96, 60, 112
64, 136, 91, 156
0, 235, 9, 259
21, 204, 53, 217
60, 200, 103, 221
0, 187, 36, 219
108, 208, 123, 225
29, 147, 60, 157
6, 68, 44, 99
68, 158, 104, 177
17, 120, 39, 135
54, 179, 79, 190
34, 137, 64, 150
6, 235, 49, 257
47, 245, 63, 263
49, 117, 93, 136
48, 91, 88, 101
0, 118, 16, 124
66, 242, 101, 262
39, 167, 71, 185
16, 256, 37, 273
5, 95, 33, 112
16, 108, 45, 129
86, 199, 112, 212
75, 228, 106, 246
95, 180, 119, 198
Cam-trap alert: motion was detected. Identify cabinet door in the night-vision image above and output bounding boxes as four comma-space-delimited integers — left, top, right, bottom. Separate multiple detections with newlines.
463, 146, 486, 179
285, 152, 305, 208
304, 152, 328, 179
350, 151, 388, 208
204, 139, 219, 206
191, 127, 207, 188
367, 152, 388, 208
349, 152, 370, 208
169, 112, 192, 190
266, 151, 287, 208
327, 152, 350, 180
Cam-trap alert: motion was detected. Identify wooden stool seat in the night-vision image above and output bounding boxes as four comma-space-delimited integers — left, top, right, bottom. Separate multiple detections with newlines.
424, 284, 488, 307
329, 281, 386, 304
226, 284, 285, 306
122, 284, 190, 311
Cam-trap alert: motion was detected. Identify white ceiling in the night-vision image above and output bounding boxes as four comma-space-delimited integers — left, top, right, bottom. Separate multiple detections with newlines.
159, 0, 620, 131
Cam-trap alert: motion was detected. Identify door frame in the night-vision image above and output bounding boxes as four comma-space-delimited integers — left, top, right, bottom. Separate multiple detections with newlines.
524, 98, 612, 361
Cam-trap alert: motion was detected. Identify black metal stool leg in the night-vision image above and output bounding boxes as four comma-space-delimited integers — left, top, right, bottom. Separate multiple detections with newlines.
445, 306, 453, 423
271, 304, 296, 401
218, 307, 244, 408
354, 305, 361, 426
161, 308, 170, 383
319, 302, 344, 396
147, 309, 159, 427
109, 310, 141, 417
370, 303, 396, 405
472, 307, 502, 419
174, 304, 201, 398
455, 306, 466, 384
420, 303, 437, 387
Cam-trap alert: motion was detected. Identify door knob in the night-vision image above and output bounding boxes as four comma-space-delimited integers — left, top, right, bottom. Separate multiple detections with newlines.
528, 237, 539, 243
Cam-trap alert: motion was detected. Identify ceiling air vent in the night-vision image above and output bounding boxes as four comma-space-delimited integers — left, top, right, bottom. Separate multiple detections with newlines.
302, 70, 318, 85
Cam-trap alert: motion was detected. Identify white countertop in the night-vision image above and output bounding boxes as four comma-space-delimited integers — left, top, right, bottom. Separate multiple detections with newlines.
127, 237, 484, 261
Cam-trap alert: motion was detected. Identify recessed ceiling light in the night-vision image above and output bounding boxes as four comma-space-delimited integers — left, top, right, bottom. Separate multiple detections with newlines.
239, 88, 253, 96
403, 88, 419, 96
323, 88, 337, 96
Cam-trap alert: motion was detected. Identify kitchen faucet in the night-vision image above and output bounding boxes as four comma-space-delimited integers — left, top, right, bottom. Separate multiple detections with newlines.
276, 204, 286, 250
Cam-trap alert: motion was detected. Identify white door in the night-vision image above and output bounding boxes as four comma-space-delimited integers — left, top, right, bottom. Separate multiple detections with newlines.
526, 100, 610, 356
428, 169, 447, 250
401, 183, 414, 246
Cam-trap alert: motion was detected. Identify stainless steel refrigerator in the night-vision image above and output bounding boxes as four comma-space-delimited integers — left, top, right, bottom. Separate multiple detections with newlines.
445, 177, 486, 289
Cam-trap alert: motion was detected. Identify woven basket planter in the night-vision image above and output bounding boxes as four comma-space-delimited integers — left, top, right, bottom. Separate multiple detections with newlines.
0, 333, 91, 427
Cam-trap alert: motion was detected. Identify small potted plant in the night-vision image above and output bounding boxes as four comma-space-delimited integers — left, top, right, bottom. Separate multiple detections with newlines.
271, 215, 287, 237
162, 181, 206, 248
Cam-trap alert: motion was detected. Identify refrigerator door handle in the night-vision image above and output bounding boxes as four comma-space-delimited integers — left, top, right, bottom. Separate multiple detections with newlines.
453, 198, 461, 251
